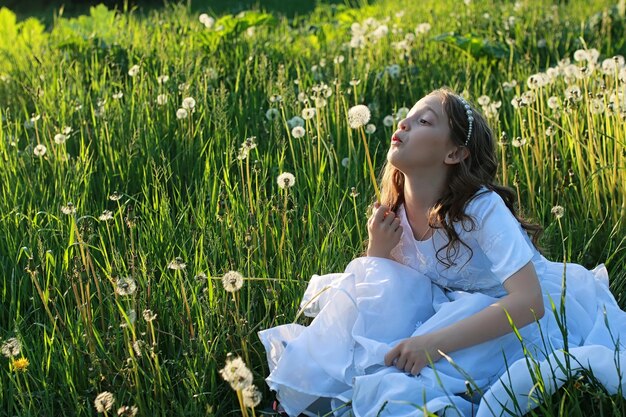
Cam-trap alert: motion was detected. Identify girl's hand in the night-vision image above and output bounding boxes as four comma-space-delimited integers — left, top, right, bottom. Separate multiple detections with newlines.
384, 335, 442, 376
366, 203, 402, 259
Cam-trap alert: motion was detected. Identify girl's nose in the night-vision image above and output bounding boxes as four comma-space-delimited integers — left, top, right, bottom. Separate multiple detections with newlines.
398, 119, 409, 131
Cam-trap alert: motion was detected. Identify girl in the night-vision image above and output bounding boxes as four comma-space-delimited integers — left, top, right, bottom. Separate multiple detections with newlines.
259, 88, 626, 417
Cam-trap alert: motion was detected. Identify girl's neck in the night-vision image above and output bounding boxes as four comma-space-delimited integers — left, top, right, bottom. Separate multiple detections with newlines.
403, 172, 447, 214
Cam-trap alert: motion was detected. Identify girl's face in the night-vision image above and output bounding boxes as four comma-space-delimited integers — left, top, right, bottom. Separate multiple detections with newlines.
387, 93, 459, 175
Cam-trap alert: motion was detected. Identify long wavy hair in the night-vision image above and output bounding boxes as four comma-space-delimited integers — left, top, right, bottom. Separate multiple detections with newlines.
378, 87, 542, 267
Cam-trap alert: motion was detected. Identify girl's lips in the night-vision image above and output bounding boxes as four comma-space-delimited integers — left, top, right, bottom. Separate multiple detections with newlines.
392, 135, 402, 143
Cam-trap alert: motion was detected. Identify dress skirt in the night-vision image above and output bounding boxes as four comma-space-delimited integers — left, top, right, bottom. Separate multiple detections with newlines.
258, 257, 626, 417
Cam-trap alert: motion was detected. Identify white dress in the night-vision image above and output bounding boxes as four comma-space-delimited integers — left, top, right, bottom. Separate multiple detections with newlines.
258, 190, 626, 417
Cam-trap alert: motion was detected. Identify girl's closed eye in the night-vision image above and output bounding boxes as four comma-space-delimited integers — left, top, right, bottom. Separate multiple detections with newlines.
419, 118, 430, 125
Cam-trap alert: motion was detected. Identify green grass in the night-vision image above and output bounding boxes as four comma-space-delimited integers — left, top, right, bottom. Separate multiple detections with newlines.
0, 0, 625, 415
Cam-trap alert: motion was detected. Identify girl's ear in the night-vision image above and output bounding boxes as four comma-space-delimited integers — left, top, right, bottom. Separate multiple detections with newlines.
444, 146, 470, 165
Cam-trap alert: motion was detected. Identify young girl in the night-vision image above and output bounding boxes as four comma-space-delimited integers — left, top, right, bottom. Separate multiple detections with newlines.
259, 88, 626, 417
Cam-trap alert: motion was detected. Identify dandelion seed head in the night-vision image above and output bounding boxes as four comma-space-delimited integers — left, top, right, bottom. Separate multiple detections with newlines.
291, 126, 305, 138
157, 94, 168, 105
61, 202, 76, 215
128, 65, 140, 77
142, 309, 157, 322
222, 271, 244, 292
241, 136, 257, 151
99, 210, 114, 221
415, 22, 431, 35
395, 107, 409, 120
348, 104, 371, 129
333, 55, 345, 64
287, 116, 305, 129
109, 191, 122, 201
314, 97, 327, 108
157, 74, 170, 84
199, 13, 215, 28
182, 97, 196, 110
477, 95, 491, 106
365, 123, 376, 134
94, 391, 115, 413
132, 340, 145, 358
276, 172, 295, 189
511, 137, 527, 147
117, 405, 139, 416
112, 91, 123, 100
301, 107, 316, 120
120, 309, 136, 328
547, 96, 560, 110
341, 157, 350, 168
551, 205, 565, 219
176, 108, 188, 119
219, 356, 253, 391
115, 277, 137, 296
33, 144, 47, 157
54, 133, 67, 144
1, 338, 21, 358
350, 187, 359, 198
242, 385, 263, 408
383, 115, 395, 127
265, 108, 280, 121
168, 257, 187, 270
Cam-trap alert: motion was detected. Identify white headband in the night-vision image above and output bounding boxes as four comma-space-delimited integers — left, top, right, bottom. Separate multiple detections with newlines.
458, 96, 474, 146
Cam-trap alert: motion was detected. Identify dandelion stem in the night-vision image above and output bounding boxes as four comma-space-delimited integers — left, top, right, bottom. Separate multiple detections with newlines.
359, 127, 380, 202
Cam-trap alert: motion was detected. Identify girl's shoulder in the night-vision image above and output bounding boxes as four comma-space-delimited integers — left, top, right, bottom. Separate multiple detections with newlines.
464, 187, 507, 219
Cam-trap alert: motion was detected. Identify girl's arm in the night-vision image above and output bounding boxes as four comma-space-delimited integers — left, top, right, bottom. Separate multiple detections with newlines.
384, 261, 544, 375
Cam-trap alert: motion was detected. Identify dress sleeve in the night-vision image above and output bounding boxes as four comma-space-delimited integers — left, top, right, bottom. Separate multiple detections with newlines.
466, 191, 535, 285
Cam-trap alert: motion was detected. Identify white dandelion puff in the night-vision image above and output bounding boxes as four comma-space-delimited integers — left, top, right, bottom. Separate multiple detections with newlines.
287, 116, 305, 128
551, 205, 565, 219
157, 74, 170, 84
291, 126, 305, 138
222, 271, 244, 293
94, 391, 115, 413
265, 108, 280, 121
116, 405, 139, 416
199, 13, 215, 28
395, 107, 409, 120
109, 191, 123, 201
128, 65, 140, 77
54, 133, 67, 144
167, 257, 187, 270
477, 95, 491, 106
341, 157, 350, 168
176, 108, 188, 119
219, 356, 254, 391
112, 91, 123, 100
61, 202, 76, 215
120, 309, 136, 328
115, 277, 137, 296
277, 172, 295, 189
365, 124, 376, 134
242, 385, 263, 408
383, 115, 395, 127
1, 338, 21, 358
182, 97, 196, 110
62, 126, 73, 135
142, 309, 157, 322
511, 137, 527, 147
348, 104, 371, 129
157, 94, 168, 106
34, 144, 47, 157
99, 210, 114, 221
301, 107, 316, 120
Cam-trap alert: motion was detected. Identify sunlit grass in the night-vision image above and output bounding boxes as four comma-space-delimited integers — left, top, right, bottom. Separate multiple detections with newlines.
0, 0, 625, 415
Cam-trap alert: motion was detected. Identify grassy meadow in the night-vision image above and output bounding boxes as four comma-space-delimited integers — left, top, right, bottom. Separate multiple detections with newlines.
0, 0, 625, 415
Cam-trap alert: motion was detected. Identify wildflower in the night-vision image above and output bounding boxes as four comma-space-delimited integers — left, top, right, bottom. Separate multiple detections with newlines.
365, 124, 376, 134
383, 115, 395, 127
115, 277, 137, 296
142, 309, 157, 322
551, 205, 565, 219
157, 94, 168, 105
349, 79, 361, 86
182, 97, 196, 110
287, 116, 305, 128
350, 187, 359, 197
301, 107, 316, 120
128, 65, 140, 77
33, 144, 47, 157
61, 202, 76, 215
117, 405, 139, 416
109, 191, 122, 201
269, 94, 283, 103
241, 136, 257, 151
242, 384, 263, 408
511, 137, 527, 147
167, 257, 186, 270
502, 80, 518, 91
348, 105, 371, 129
1, 337, 21, 357
545, 126, 557, 136
297, 92, 308, 103
199, 13, 215, 28
54, 133, 68, 144
157, 75, 169, 84
112, 91, 123, 100
341, 157, 350, 168
132, 340, 145, 357
62, 126, 72, 135
178, 82, 189, 92
333, 55, 345, 64
590, 98, 605, 115
176, 108, 188, 119
94, 391, 115, 413
276, 172, 295, 189
219, 355, 254, 390
222, 271, 244, 293
265, 108, 280, 121
565, 85, 582, 101
291, 126, 305, 138
99, 210, 114, 221
12, 357, 29, 372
